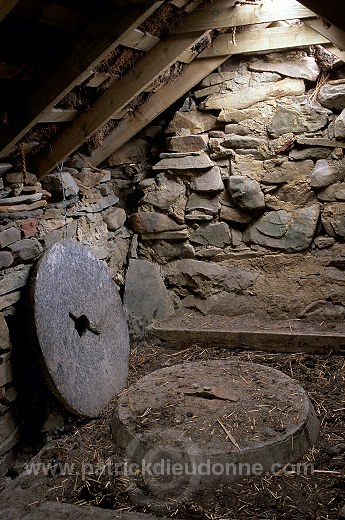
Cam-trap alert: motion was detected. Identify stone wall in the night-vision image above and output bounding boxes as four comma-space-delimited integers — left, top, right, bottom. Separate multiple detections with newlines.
122, 48, 345, 326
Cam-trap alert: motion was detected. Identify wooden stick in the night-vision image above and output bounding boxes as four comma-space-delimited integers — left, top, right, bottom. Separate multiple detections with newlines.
217, 419, 240, 450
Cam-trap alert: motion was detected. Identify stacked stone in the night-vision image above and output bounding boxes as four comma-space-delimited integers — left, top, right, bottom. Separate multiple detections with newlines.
0, 314, 18, 477
123, 49, 345, 321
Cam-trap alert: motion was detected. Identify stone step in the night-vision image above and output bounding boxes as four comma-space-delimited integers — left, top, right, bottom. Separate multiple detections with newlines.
147, 315, 345, 354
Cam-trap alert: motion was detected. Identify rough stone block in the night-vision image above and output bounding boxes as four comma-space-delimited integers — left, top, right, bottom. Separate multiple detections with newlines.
129, 211, 186, 234
166, 110, 217, 134
190, 222, 232, 247
334, 109, 345, 139
8, 238, 42, 261
0, 227, 21, 248
0, 265, 31, 296
190, 166, 224, 193
186, 193, 219, 215
228, 176, 265, 210
166, 135, 208, 153
321, 202, 345, 239
318, 82, 345, 109
124, 259, 174, 321
152, 154, 213, 171
20, 218, 38, 238
104, 208, 127, 231
248, 56, 320, 81
310, 159, 345, 188
220, 205, 252, 224
0, 314, 11, 351
0, 252, 13, 270
141, 180, 185, 211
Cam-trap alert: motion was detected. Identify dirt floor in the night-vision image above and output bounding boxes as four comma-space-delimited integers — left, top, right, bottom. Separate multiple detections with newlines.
1, 343, 345, 520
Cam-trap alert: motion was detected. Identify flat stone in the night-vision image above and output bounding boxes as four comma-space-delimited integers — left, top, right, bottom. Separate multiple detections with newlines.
190, 222, 232, 247
231, 228, 243, 246
224, 124, 251, 135
75, 169, 106, 188
249, 57, 320, 81
0, 226, 21, 248
124, 259, 174, 321
202, 79, 305, 110
5, 172, 37, 185
8, 238, 43, 261
186, 193, 219, 215
152, 154, 213, 171
129, 212, 186, 234
0, 265, 31, 296
0, 291, 21, 311
222, 135, 264, 149
185, 211, 214, 222
72, 193, 119, 215
244, 205, 320, 252
141, 180, 185, 210
190, 166, 224, 193
321, 202, 345, 239
41, 171, 79, 199
104, 208, 127, 231
313, 236, 336, 249
310, 159, 345, 188
140, 229, 189, 241
220, 205, 252, 224
228, 176, 265, 210
200, 71, 236, 87
0, 410, 16, 445
166, 135, 208, 153
27, 239, 130, 417
166, 111, 217, 134
217, 102, 276, 124
334, 108, 345, 139
289, 147, 332, 160
318, 82, 345, 109
0, 252, 13, 270
317, 182, 345, 201
268, 99, 330, 138
0, 314, 11, 350
297, 137, 345, 148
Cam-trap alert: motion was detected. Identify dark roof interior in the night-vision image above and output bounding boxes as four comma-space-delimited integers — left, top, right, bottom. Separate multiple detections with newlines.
0, 0, 344, 178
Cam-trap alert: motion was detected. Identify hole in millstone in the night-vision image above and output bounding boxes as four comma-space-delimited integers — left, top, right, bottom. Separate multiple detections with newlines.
69, 312, 91, 337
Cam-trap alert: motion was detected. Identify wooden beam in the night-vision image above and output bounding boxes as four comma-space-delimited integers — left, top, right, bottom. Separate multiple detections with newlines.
173, 0, 315, 33
39, 109, 79, 123
305, 18, 345, 50
0, 0, 20, 22
36, 30, 210, 176
87, 54, 230, 167
297, 0, 345, 34
118, 28, 160, 51
198, 25, 329, 58
0, 2, 162, 159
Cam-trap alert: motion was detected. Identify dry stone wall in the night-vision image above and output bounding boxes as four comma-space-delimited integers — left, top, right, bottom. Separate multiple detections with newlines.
123, 49, 345, 325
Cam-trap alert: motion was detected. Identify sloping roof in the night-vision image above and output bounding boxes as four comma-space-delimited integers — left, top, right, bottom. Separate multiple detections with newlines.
0, 0, 344, 179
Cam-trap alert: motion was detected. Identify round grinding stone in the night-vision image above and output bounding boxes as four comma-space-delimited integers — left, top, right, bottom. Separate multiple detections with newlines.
112, 360, 319, 490
29, 239, 130, 417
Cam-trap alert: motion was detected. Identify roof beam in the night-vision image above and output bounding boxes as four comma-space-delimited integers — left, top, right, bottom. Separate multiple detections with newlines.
0, 2, 162, 159
0, 0, 20, 22
296, 0, 345, 34
323, 44, 345, 62
36, 27, 211, 177
304, 18, 345, 50
87, 54, 230, 167
173, 0, 315, 33
198, 25, 329, 58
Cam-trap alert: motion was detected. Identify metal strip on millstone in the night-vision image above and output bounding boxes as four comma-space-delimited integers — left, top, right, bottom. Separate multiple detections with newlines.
28, 239, 130, 417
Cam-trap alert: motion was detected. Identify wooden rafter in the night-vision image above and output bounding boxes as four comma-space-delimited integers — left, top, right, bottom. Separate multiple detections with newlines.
198, 25, 329, 58
173, 0, 315, 33
324, 44, 345, 62
0, 0, 20, 22
305, 18, 345, 50
36, 27, 212, 177
0, 2, 162, 159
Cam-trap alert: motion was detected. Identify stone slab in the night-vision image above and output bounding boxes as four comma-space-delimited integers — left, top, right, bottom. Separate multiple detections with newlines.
27, 239, 130, 417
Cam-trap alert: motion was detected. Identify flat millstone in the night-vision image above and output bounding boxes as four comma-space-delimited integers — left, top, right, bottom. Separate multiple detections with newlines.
28, 239, 130, 417
112, 360, 319, 488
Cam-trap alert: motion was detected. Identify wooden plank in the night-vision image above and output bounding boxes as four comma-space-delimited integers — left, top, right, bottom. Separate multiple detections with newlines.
39, 109, 79, 123
198, 25, 329, 58
0, 2, 162, 160
173, 0, 315, 33
147, 323, 345, 354
178, 49, 199, 63
0, 0, 20, 22
305, 18, 345, 51
37, 30, 209, 176
118, 28, 160, 51
87, 54, 229, 167
297, 0, 345, 34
